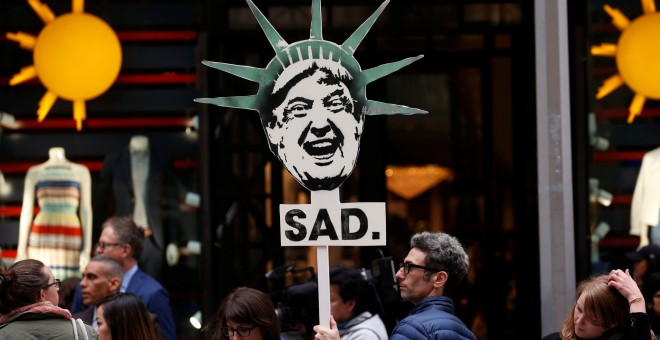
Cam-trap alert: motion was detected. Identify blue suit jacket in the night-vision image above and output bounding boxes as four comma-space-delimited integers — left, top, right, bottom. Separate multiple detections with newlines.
71, 268, 176, 340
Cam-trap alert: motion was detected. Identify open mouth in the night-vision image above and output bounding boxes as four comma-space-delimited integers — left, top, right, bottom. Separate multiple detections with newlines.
303, 138, 339, 164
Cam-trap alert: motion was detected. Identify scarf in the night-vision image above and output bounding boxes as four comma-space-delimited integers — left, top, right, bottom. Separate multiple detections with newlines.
0, 301, 72, 324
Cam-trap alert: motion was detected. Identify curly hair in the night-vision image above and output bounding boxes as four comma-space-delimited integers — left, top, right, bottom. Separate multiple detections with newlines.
410, 231, 470, 295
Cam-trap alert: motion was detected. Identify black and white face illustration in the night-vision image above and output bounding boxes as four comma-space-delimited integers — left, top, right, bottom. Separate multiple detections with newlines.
265, 59, 365, 191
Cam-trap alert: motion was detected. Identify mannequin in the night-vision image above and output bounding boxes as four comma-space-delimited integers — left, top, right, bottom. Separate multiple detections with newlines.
0, 171, 8, 196
630, 146, 660, 247
102, 135, 199, 278
17, 147, 93, 279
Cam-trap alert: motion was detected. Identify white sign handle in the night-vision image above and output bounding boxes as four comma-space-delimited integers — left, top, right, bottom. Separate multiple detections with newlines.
311, 189, 338, 329
317, 245, 330, 328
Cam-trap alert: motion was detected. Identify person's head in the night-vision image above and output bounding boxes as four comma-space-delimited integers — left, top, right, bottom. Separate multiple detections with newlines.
97, 293, 158, 340
329, 266, 373, 323
206, 287, 280, 340
626, 245, 660, 285
643, 272, 660, 317
0, 259, 60, 313
80, 255, 123, 306
97, 216, 144, 268
263, 59, 364, 191
395, 231, 469, 304
58, 277, 81, 310
560, 275, 628, 339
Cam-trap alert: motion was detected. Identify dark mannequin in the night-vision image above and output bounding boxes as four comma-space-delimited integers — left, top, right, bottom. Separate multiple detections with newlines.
101, 135, 198, 278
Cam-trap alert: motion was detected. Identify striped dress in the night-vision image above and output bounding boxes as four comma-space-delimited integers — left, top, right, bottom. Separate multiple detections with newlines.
27, 164, 83, 279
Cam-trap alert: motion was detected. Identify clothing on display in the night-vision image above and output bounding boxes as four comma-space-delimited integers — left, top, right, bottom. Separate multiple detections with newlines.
101, 135, 198, 278
17, 147, 92, 279
630, 146, 660, 247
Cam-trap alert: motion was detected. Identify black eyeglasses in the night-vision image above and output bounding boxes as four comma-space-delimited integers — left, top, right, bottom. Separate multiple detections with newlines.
221, 325, 257, 337
45, 279, 61, 289
96, 242, 123, 250
399, 262, 441, 275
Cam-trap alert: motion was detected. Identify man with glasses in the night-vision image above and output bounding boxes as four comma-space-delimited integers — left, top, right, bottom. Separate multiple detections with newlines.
70, 216, 176, 340
73, 255, 122, 329
390, 231, 476, 340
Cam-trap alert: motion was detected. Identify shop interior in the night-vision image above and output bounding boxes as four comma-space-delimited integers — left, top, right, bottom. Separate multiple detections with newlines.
1, 0, 658, 338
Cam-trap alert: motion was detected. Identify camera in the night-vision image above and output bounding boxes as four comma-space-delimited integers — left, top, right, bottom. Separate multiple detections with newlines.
265, 256, 401, 336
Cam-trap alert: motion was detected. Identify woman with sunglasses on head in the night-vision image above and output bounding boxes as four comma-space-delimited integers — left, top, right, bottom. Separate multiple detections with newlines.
205, 287, 283, 340
96, 293, 159, 340
0, 259, 97, 339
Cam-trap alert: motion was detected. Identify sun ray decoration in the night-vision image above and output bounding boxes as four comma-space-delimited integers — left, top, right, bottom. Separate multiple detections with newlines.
6, 0, 121, 130
592, 0, 660, 123
195, 0, 426, 118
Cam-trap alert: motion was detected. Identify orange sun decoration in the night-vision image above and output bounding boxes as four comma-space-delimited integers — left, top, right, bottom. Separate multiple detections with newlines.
592, 0, 660, 123
6, 0, 122, 130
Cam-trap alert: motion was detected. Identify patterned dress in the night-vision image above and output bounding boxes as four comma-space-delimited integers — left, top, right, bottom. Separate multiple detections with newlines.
27, 164, 83, 279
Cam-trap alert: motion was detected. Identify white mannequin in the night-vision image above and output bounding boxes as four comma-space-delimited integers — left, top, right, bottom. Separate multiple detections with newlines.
0, 171, 9, 196
17, 147, 93, 277
127, 135, 200, 267
630, 146, 660, 247
129, 135, 149, 153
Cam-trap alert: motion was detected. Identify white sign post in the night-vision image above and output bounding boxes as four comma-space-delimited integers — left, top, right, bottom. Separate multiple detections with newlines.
280, 189, 386, 328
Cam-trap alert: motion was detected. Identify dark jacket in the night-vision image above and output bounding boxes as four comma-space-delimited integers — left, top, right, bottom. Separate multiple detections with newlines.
541, 312, 651, 340
72, 306, 94, 326
390, 296, 477, 340
71, 268, 176, 340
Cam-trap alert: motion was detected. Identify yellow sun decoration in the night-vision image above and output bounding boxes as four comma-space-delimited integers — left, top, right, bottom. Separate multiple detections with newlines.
6, 0, 122, 130
592, 0, 660, 123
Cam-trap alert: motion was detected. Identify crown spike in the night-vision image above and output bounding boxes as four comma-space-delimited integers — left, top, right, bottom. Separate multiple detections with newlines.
246, 0, 289, 53
297, 46, 303, 61
202, 61, 268, 84
319, 46, 324, 59
362, 55, 424, 85
195, 95, 261, 112
285, 49, 293, 65
308, 45, 314, 59
341, 0, 390, 55
364, 100, 427, 116
311, 0, 323, 40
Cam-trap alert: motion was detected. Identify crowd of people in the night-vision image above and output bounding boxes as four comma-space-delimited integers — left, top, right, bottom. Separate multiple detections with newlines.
4, 219, 659, 339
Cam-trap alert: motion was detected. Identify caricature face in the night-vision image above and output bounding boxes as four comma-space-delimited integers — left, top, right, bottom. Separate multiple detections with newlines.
267, 61, 364, 191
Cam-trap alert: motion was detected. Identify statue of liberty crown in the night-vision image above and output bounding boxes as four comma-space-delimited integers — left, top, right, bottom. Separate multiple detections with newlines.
195, 0, 426, 119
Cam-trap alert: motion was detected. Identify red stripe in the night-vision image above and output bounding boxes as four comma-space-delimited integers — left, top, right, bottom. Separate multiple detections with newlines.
32, 225, 82, 236
1, 73, 196, 87
593, 151, 646, 162
599, 236, 639, 248
594, 108, 660, 118
0, 206, 39, 217
116, 30, 197, 41
116, 73, 196, 85
611, 194, 632, 205
1, 249, 17, 259
0, 159, 198, 174
13, 117, 192, 130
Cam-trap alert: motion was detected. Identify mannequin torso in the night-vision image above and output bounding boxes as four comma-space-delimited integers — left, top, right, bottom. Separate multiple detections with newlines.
18, 147, 93, 279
